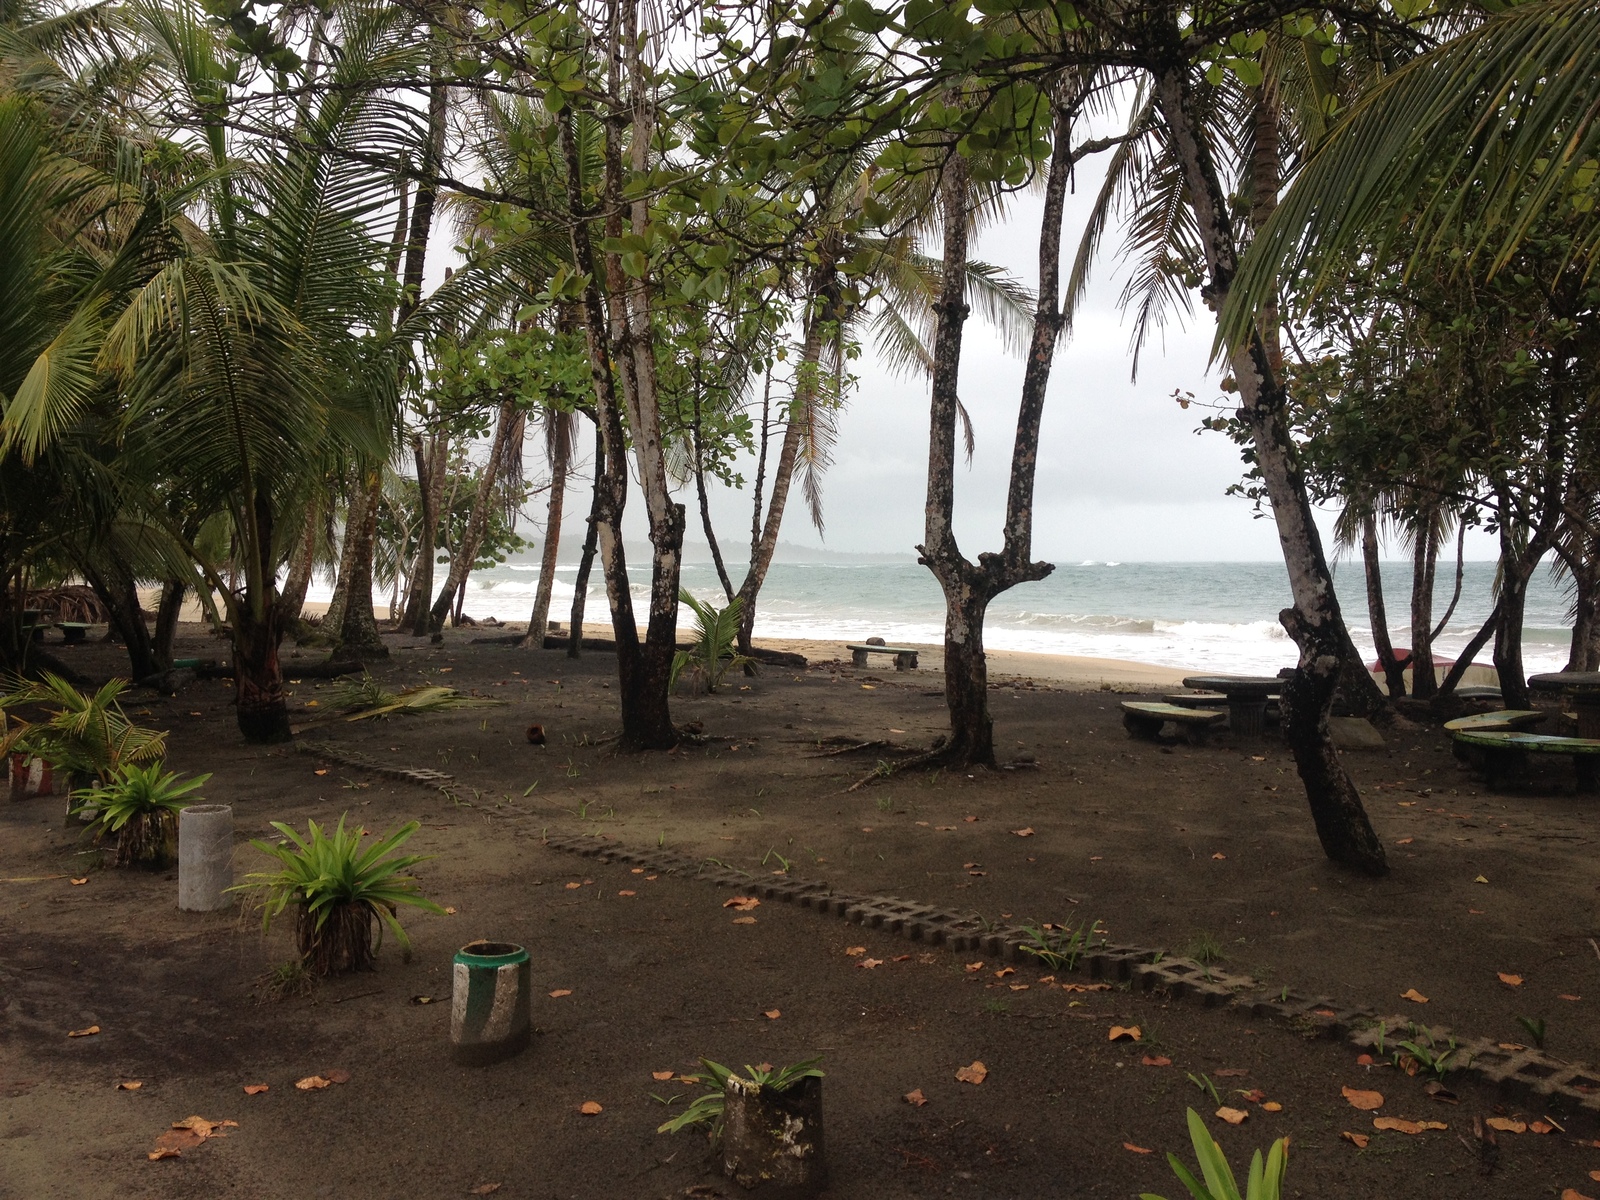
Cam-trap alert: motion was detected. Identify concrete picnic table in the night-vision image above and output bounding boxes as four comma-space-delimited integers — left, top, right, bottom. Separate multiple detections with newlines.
1528, 672, 1600, 740
1179, 674, 1284, 736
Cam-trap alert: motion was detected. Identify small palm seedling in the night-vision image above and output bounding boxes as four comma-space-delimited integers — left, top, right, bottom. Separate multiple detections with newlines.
1141, 1108, 1289, 1200
1515, 1015, 1547, 1050
1392, 1026, 1464, 1083
236, 816, 444, 975
2, 674, 166, 783
1019, 917, 1104, 972
657, 1058, 825, 1137
1185, 931, 1225, 967
670, 590, 754, 695
72, 763, 211, 869
1186, 1072, 1222, 1106
328, 674, 502, 720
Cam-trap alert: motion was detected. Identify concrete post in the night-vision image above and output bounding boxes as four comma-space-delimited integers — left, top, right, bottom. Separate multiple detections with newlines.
178, 804, 234, 911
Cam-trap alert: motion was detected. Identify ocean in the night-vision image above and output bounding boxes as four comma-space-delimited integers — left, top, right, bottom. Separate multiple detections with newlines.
315, 557, 1578, 676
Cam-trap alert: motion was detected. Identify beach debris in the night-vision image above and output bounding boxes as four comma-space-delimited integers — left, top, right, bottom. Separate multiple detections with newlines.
955, 1061, 987, 1085
1342, 1086, 1384, 1111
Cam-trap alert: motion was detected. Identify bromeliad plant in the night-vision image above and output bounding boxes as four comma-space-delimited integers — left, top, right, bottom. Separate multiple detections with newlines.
1141, 1108, 1288, 1200
657, 1057, 825, 1138
72, 763, 211, 869
670, 590, 755, 695
237, 816, 444, 975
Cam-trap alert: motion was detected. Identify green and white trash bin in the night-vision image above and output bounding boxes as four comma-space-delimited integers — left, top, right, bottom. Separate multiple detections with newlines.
451, 941, 532, 1065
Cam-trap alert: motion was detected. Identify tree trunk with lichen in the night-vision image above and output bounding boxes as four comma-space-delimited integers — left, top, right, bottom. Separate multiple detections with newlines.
1156, 67, 1385, 875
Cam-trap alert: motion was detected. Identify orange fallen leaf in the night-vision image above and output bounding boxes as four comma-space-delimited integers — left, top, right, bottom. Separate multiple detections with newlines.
1214, 1069, 1247, 1078
148, 1147, 182, 1161
1141, 1055, 1172, 1067
443, 907, 457, 915
171, 1116, 236, 1138
1497, 972, 1523, 987
1560, 994, 1582, 1001
1123, 1143, 1153, 1154
313, 769, 328, 776
564, 882, 581, 890
631, 868, 644, 874
618, 890, 636, 897
1373, 1117, 1447, 1134
1262, 1101, 1283, 1113
469, 1185, 502, 1196
295, 1076, 331, 1090
651, 1070, 674, 1082
1562, 1190, 1597, 1200
845, 946, 867, 957
70, 877, 88, 885
732, 916, 757, 925
723, 896, 760, 911
1216, 1106, 1249, 1125
1341, 1086, 1384, 1111
1108, 1025, 1142, 1043
963, 815, 978, 822
994, 967, 1015, 979
1400, 988, 1429, 1003
242, 1084, 269, 1095
1011, 827, 1034, 837
116, 1081, 142, 1091
1528, 1120, 1554, 1135
1590, 1171, 1600, 1182
763, 1009, 781, 1020
1063, 983, 1111, 993
955, 1061, 988, 1085
1485, 1117, 1526, 1133
904, 1088, 928, 1107
579, 1101, 603, 1115
549, 989, 573, 998
1341, 1131, 1370, 1149
1395, 837, 1413, 845
67, 1025, 100, 1038
964, 961, 984, 972
1356, 1054, 1375, 1065
1211, 852, 1227, 861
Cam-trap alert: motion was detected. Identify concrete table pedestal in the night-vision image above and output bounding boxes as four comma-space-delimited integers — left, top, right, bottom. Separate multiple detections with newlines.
178, 804, 234, 911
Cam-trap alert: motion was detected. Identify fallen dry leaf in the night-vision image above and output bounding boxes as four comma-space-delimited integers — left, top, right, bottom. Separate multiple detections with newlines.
1560, 994, 1582, 1001
618, 890, 636, 897
1141, 1055, 1172, 1067
468, 1185, 502, 1196
651, 1070, 674, 1082
67, 1025, 100, 1038
1395, 837, 1414, 845
1400, 988, 1429, 1003
1108, 1025, 1142, 1043
1475, 874, 1489, 884
955, 1061, 988, 1086
857, 958, 883, 969
549, 989, 573, 998
763, 1009, 781, 1020
1211, 852, 1227, 861
1341, 1086, 1384, 1111
443, 907, 457, 915
1372, 1117, 1447, 1134
723, 896, 760, 911
964, 961, 984, 972
1528, 1120, 1554, 1135
1011, 827, 1035, 837
1591, 1172, 1600, 1182
903, 1088, 928, 1107
1497, 972, 1524, 987
994, 967, 1015, 979
963, 815, 978, 822
1214, 1069, 1249, 1078
295, 1076, 331, 1090
147, 1147, 182, 1161
1215, 1106, 1249, 1126
1423, 1081, 1458, 1104
70, 877, 87, 885
1341, 1131, 1370, 1149
1063, 982, 1111, 993
1485, 1117, 1526, 1134
1123, 1143, 1153, 1155
564, 881, 581, 890
117, 1081, 142, 1091
845, 946, 867, 957
731, 916, 757, 925
579, 1101, 603, 1115
1241, 1089, 1267, 1103
171, 1116, 236, 1138
1562, 1190, 1596, 1200
242, 1084, 269, 1095
1262, 1101, 1283, 1113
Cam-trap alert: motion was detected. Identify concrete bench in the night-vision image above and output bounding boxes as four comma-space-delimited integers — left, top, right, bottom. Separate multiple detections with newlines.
57, 621, 91, 644
1444, 710, 1546, 734
1452, 729, 1600, 792
1165, 692, 1228, 709
1121, 701, 1226, 746
846, 643, 919, 670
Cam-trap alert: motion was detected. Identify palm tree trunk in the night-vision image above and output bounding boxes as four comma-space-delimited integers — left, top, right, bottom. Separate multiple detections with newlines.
1362, 514, 1407, 697
402, 433, 449, 635
84, 562, 158, 680
153, 579, 185, 671
232, 491, 291, 743
428, 401, 516, 633
567, 421, 604, 657
1409, 517, 1439, 699
332, 467, 388, 662
279, 506, 318, 629
523, 410, 572, 647
1155, 66, 1385, 876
